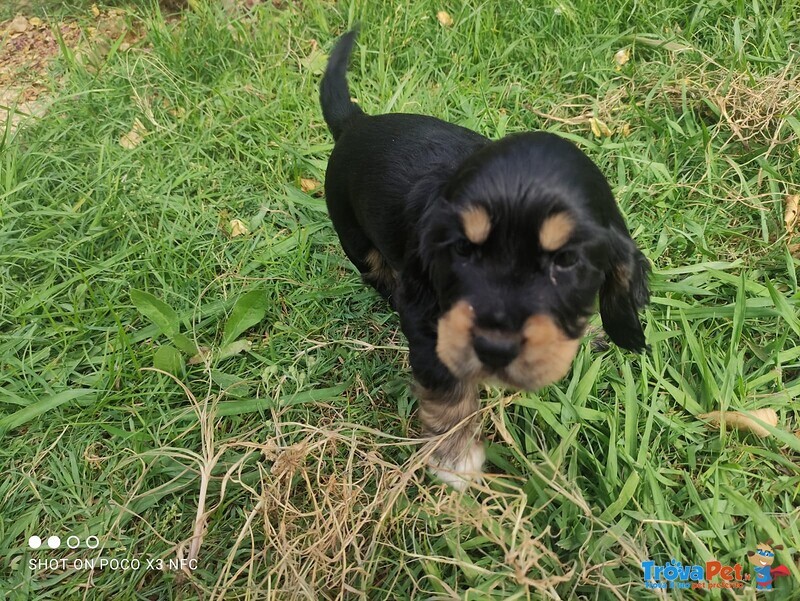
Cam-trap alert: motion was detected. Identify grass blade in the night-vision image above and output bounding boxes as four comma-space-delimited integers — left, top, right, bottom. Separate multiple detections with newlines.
0, 389, 95, 437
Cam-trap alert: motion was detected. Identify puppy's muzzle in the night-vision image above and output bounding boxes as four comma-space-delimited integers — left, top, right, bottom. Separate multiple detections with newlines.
473, 329, 521, 369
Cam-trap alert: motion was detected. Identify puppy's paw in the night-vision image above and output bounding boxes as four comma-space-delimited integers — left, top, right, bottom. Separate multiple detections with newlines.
428, 440, 485, 491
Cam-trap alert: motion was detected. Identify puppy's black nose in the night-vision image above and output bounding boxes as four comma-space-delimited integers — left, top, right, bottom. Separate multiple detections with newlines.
473, 333, 519, 369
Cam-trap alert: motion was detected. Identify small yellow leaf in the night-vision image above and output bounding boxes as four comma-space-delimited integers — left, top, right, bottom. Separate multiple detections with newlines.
229, 218, 249, 238
698, 408, 779, 438
300, 177, 320, 193
614, 47, 630, 67
168, 106, 187, 119
437, 10, 454, 27
590, 117, 612, 138
119, 118, 147, 149
784, 194, 798, 235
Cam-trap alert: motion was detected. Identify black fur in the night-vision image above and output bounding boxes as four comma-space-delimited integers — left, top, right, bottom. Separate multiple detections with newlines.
320, 30, 650, 394
319, 29, 364, 140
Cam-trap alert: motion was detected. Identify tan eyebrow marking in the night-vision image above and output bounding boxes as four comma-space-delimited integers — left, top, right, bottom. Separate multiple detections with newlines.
461, 205, 491, 244
539, 212, 574, 251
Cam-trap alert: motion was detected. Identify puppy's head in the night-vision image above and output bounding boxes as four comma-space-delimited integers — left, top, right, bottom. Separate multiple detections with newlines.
419, 132, 649, 390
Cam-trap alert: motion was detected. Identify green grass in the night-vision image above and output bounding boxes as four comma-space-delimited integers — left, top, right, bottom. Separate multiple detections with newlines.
1, 0, 799, 598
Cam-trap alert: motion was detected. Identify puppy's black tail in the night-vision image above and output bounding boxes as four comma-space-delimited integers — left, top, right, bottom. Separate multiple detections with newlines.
320, 29, 364, 140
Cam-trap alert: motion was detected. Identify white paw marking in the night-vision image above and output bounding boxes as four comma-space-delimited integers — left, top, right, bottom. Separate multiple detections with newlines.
428, 440, 485, 490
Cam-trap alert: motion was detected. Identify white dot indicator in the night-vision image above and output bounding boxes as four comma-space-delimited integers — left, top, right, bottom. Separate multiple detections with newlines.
29, 536, 42, 549
47, 536, 61, 549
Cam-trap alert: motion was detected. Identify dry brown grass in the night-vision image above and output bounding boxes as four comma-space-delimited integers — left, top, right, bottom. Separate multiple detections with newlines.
94, 365, 656, 599
111, 378, 654, 600
531, 53, 800, 154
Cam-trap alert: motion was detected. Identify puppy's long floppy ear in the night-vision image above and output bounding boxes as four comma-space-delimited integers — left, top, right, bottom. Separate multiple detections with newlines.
599, 228, 650, 351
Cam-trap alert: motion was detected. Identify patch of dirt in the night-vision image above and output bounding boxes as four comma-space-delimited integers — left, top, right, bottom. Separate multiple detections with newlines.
0, 8, 146, 133
0, 15, 78, 130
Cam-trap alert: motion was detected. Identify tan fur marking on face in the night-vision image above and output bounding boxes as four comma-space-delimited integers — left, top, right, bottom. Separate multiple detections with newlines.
503, 314, 582, 390
436, 301, 482, 378
415, 382, 484, 489
461, 206, 491, 245
539, 212, 574, 251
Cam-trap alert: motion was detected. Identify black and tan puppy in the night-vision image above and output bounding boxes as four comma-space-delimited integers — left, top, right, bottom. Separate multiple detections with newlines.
320, 30, 649, 489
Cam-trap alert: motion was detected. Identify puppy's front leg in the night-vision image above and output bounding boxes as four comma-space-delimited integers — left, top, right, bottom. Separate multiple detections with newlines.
397, 280, 484, 490
415, 382, 485, 490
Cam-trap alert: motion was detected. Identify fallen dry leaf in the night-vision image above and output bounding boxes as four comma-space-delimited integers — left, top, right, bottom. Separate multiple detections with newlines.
590, 117, 613, 138
119, 118, 147, 149
229, 218, 249, 237
437, 10, 454, 27
299, 48, 328, 75
188, 346, 212, 365
614, 47, 630, 67
784, 194, 798, 236
698, 408, 778, 438
300, 177, 320, 193
9, 15, 29, 33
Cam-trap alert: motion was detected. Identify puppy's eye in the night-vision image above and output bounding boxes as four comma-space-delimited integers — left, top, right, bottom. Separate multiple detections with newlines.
454, 239, 476, 257
553, 250, 578, 269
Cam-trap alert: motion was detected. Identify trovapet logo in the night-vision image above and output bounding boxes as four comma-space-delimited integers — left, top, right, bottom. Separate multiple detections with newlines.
643, 541, 793, 592
641, 559, 749, 590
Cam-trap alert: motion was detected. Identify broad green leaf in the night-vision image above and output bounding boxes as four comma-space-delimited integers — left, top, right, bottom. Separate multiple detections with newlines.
211, 369, 251, 398
130, 289, 180, 339
173, 333, 198, 356
154, 345, 185, 376
222, 290, 268, 346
